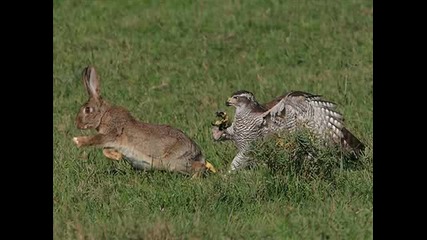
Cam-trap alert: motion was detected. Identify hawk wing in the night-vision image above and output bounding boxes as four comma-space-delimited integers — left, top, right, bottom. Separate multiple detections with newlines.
261, 91, 364, 153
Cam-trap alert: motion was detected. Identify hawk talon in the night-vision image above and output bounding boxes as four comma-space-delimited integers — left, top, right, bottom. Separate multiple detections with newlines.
212, 111, 231, 130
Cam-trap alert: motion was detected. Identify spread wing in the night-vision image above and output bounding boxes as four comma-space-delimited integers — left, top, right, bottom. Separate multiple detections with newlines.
261, 91, 364, 152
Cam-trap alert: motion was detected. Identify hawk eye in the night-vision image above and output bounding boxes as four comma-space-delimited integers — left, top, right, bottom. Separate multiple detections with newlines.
233, 96, 238, 99
84, 107, 92, 114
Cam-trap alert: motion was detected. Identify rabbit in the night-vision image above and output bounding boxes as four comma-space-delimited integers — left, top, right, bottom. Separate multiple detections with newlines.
73, 66, 216, 176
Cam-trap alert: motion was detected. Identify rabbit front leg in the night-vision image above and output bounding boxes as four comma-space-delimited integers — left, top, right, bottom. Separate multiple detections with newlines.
102, 148, 123, 160
73, 133, 116, 148
73, 135, 123, 160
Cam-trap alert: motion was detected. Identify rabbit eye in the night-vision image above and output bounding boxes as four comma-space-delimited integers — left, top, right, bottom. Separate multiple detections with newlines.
84, 107, 92, 114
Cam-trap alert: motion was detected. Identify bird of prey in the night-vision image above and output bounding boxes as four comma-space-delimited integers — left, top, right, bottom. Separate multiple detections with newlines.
211, 90, 365, 171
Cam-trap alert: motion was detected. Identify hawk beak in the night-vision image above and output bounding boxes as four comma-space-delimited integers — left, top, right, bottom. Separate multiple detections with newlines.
225, 98, 232, 106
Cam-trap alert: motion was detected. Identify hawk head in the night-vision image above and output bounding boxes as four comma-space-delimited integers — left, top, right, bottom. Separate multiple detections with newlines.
225, 90, 266, 114
226, 90, 256, 108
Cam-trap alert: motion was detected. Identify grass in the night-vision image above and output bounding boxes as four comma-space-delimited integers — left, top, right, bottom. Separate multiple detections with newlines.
251, 129, 371, 181
54, 0, 373, 239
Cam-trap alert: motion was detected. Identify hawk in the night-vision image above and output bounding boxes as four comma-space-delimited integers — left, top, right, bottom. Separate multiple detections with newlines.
212, 90, 365, 171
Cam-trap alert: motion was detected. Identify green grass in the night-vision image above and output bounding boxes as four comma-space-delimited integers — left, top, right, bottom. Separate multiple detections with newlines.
54, 0, 373, 239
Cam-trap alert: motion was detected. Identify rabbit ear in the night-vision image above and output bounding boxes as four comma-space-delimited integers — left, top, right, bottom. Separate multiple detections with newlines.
82, 66, 100, 99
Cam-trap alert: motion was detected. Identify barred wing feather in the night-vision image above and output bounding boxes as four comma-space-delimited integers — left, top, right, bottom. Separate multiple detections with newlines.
261, 91, 364, 153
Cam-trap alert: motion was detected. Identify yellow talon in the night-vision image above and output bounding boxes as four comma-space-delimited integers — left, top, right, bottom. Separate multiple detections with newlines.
213, 120, 223, 126
212, 111, 231, 130
205, 161, 217, 173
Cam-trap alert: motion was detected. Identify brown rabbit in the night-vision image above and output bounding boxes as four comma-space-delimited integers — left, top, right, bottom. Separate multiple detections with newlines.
73, 66, 216, 176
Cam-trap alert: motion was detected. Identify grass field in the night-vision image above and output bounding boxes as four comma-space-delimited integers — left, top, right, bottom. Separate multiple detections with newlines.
54, 0, 373, 239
